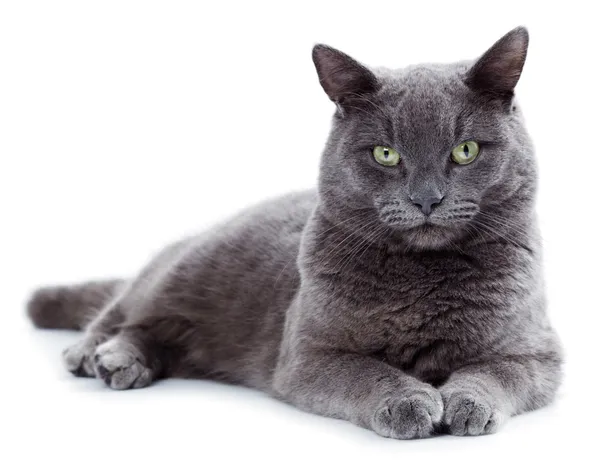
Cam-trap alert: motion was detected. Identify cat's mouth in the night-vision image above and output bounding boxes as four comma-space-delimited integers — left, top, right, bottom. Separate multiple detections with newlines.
376, 216, 464, 250
376, 204, 474, 249
379, 213, 444, 232
405, 221, 446, 236
401, 223, 459, 249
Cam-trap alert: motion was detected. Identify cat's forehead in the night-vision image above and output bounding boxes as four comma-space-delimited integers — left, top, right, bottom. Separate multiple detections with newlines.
359, 63, 475, 153
374, 62, 471, 110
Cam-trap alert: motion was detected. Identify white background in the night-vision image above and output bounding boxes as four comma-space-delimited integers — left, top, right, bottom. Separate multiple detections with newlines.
1, 1, 598, 468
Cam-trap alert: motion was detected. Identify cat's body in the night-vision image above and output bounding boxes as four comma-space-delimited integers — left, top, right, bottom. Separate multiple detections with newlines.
30, 191, 315, 389
28, 27, 562, 439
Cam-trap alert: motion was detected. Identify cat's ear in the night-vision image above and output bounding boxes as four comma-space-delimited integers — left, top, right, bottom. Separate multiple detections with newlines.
466, 27, 529, 97
312, 44, 379, 105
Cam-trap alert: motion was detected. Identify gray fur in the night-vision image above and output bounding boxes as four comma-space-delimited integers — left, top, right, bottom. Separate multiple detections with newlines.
27, 27, 562, 439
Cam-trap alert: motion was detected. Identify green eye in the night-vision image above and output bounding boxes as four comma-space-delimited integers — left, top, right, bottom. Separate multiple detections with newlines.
373, 146, 401, 166
451, 141, 480, 165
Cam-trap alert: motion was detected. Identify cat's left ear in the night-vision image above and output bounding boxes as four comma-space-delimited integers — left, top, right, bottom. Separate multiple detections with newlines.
466, 26, 529, 97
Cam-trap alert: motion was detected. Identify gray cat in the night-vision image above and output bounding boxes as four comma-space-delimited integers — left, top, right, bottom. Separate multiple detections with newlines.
27, 26, 562, 439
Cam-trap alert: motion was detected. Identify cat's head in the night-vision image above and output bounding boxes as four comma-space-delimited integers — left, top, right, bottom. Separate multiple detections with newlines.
314, 27, 536, 250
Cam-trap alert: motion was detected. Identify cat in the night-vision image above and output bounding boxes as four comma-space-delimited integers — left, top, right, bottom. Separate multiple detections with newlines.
27, 26, 562, 439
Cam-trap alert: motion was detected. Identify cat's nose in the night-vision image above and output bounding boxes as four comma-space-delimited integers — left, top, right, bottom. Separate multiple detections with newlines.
410, 195, 444, 216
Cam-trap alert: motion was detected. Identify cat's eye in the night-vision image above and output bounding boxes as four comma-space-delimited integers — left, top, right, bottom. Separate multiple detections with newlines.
373, 146, 401, 166
451, 141, 480, 165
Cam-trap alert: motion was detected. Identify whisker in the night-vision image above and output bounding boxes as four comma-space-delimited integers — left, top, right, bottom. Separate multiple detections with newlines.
324, 218, 381, 269
273, 210, 372, 289
312, 210, 372, 240
328, 219, 382, 273
337, 223, 390, 274
471, 219, 533, 253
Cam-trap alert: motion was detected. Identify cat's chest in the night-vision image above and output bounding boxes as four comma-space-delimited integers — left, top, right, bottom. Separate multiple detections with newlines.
333, 249, 481, 322
323, 248, 520, 369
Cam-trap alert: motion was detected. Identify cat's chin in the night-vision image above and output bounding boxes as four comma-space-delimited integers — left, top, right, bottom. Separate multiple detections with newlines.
399, 223, 463, 251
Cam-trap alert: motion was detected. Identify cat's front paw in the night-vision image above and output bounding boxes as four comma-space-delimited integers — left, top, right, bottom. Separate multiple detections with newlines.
372, 385, 443, 439
440, 388, 506, 436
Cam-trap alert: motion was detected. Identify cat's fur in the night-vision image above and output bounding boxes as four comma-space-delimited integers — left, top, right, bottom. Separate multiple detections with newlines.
27, 27, 562, 439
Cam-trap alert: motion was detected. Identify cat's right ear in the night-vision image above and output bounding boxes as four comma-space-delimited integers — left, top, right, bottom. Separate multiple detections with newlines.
312, 45, 379, 106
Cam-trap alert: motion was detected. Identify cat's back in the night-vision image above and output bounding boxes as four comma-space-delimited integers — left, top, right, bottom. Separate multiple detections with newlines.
135, 189, 318, 314
197, 188, 317, 269
217, 189, 318, 246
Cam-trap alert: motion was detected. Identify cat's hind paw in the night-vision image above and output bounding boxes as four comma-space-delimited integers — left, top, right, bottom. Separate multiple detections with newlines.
93, 337, 154, 390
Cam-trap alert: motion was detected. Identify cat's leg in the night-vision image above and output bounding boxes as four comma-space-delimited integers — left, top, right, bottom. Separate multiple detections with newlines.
273, 350, 443, 439
439, 350, 562, 436
92, 326, 162, 390
62, 296, 126, 377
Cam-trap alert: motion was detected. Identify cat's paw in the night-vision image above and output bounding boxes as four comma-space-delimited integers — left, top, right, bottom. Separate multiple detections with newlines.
93, 337, 154, 390
440, 388, 506, 436
372, 385, 443, 439
62, 335, 105, 377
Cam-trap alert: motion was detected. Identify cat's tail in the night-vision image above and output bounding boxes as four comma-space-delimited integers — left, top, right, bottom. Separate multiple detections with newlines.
27, 279, 125, 330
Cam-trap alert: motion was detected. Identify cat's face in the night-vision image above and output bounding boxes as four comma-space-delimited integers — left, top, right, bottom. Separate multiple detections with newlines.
314, 28, 536, 250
